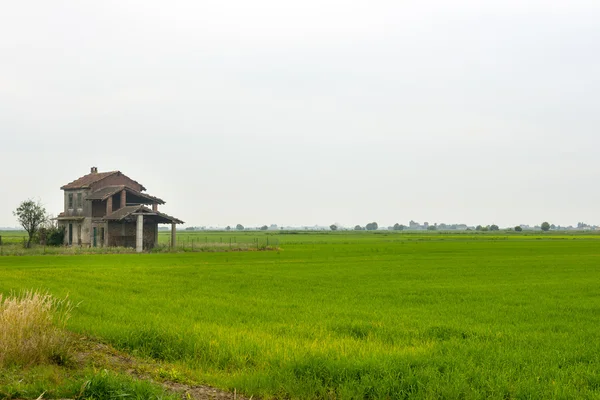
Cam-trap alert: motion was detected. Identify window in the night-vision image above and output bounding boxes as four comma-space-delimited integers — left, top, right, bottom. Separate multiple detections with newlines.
68, 193, 73, 209
77, 193, 82, 209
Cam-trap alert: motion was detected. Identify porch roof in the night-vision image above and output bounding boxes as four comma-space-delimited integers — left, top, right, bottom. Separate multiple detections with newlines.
55, 213, 85, 221
103, 205, 184, 224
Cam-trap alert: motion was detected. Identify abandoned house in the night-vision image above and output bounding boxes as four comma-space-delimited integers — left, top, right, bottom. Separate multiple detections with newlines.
56, 167, 184, 251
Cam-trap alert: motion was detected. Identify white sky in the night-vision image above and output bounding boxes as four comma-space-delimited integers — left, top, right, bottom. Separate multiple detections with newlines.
1, 0, 599, 228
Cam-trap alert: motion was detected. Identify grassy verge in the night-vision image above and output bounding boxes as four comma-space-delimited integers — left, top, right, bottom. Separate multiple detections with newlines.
0, 243, 278, 256
0, 366, 179, 400
0, 291, 180, 400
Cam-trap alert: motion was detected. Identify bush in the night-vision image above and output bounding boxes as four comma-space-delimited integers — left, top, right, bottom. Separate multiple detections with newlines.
0, 291, 73, 367
35, 226, 65, 246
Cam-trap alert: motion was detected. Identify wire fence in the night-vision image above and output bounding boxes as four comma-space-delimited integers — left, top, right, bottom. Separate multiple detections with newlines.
159, 234, 280, 251
0, 232, 281, 256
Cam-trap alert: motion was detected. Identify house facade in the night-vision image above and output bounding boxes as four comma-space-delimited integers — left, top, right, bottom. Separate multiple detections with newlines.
56, 167, 183, 250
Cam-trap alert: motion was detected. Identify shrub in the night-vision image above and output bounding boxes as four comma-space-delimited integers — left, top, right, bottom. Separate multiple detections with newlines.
35, 226, 65, 246
0, 291, 73, 367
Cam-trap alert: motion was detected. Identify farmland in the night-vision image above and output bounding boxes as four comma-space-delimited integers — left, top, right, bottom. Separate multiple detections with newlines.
1, 231, 600, 399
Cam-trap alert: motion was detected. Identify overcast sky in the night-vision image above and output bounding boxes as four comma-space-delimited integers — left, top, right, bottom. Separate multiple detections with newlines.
1, 1, 599, 228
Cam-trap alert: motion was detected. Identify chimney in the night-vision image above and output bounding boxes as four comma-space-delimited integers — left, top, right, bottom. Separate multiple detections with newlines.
90, 166, 98, 174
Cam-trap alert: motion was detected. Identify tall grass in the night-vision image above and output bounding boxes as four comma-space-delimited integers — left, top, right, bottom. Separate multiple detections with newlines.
0, 291, 73, 367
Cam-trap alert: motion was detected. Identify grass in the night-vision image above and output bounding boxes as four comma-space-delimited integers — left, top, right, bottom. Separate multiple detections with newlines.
0, 291, 73, 368
78, 370, 179, 400
1, 232, 600, 398
0, 366, 179, 400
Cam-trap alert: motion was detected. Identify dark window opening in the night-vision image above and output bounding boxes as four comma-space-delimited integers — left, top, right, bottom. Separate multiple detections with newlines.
112, 194, 120, 211
68, 193, 73, 209
77, 193, 82, 208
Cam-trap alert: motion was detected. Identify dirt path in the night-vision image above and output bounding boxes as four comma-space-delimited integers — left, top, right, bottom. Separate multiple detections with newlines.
74, 336, 252, 400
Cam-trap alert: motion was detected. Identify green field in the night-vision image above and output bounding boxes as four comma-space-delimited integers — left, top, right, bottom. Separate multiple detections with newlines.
1, 232, 600, 399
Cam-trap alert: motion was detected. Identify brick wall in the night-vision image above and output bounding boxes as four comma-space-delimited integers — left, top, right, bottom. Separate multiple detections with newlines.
143, 222, 157, 249
107, 221, 136, 247
92, 201, 106, 218
107, 220, 158, 249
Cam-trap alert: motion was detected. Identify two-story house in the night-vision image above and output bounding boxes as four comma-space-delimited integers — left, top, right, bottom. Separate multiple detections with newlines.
56, 167, 183, 250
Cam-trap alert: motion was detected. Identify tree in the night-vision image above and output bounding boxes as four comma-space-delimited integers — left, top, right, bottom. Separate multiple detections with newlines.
514, 226, 523, 232
260, 225, 268, 231
366, 222, 378, 231
14, 199, 47, 248
489, 224, 499, 231
427, 225, 437, 231
330, 224, 338, 231
236, 224, 244, 231
225, 226, 231, 231
541, 222, 550, 232
393, 223, 405, 231
354, 225, 364, 231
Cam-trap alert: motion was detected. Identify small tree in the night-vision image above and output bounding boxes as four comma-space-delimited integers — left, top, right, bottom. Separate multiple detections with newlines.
489, 224, 499, 231
14, 199, 47, 248
330, 224, 338, 231
225, 226, 231, 231
354, 225, 363, 231
366, 222, 378, 231
260, 225, 268, 231
541, 222, 550, 232
236, 224, 244, 231
514, 226, 523, 232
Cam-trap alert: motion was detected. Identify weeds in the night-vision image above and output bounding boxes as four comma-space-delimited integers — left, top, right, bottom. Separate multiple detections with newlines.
0, 243, 279, 256
0, 291, 73, 367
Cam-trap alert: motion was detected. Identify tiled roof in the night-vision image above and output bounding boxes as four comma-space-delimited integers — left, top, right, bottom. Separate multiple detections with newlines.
60, 171, 118, 190
85, 186, 125, 200
104, 205, 184, 224
86, 186, 165, 204
103, 205, 141, 220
